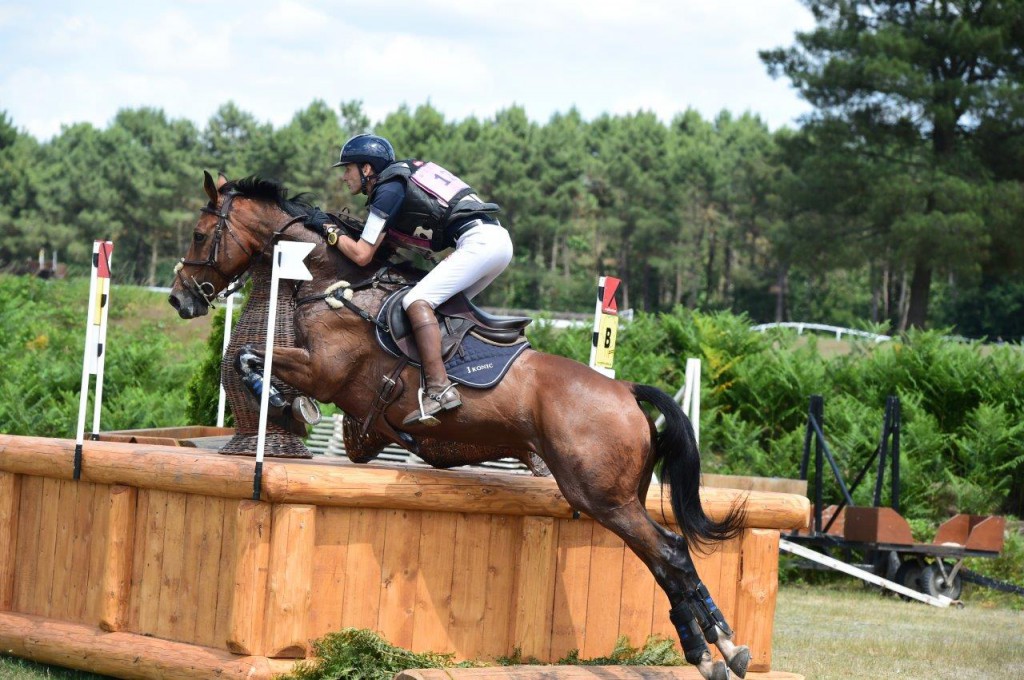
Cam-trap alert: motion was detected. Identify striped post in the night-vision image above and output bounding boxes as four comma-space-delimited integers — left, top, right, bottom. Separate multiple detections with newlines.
74, 240, 114, 480
588, 276, 620, 379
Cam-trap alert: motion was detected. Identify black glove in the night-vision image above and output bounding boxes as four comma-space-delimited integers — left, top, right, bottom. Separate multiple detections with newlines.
304, 207, 330, 236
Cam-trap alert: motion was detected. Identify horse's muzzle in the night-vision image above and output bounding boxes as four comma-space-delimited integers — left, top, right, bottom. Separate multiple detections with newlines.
168, 289, 209, 319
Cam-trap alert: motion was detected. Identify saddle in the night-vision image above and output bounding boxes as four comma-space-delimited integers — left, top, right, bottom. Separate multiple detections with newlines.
383, 288, 532, 364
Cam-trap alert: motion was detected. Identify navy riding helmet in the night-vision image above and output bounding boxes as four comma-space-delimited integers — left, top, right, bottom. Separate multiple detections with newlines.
333, 134, 395, 174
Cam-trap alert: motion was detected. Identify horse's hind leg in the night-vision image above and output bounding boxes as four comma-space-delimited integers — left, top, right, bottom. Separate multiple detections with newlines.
567, 497, 732, 680
653, 523, 750, 677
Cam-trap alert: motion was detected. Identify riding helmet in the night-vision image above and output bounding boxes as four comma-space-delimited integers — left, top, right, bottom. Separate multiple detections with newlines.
333, 134, 395, 173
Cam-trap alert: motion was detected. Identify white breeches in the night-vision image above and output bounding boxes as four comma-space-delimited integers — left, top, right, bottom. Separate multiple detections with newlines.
402, 223, 513, 310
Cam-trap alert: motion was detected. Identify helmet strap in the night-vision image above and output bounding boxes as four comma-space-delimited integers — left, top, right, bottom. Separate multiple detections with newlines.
359, 164, 376, 195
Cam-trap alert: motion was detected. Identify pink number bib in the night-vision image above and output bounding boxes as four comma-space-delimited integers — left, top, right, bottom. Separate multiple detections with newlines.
409, 162, 470, 206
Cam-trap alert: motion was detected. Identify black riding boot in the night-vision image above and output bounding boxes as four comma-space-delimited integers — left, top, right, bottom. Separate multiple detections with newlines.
402, 300, 461, 426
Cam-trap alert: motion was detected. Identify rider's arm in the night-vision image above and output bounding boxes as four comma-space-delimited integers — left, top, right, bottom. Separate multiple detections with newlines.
332, 181, 404, 266
335, 215, 386, 266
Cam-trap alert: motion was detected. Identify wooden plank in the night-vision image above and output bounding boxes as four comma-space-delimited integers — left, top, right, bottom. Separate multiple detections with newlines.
447, 513, 491, 658
581, 525, 625, 658
12, 475, 42, 614
49, 480, 77, 621
549, 518, 593, 660
126, 487, 150, 631
376, 509, 422, 651
263, 504, 316, 658
0, 471, 21, 611
192, 496, 228, 648
155, 492, 188, 641
734, 529, 780, 673
213, 499, 239, 650
173, 494, 205, 642
308, 506, 352, 640
511, 516, 558, 661
69, 482, 98, 623
135, 489, 169, 636
411, 510, 458, 655
33, 477, 62, 617
226, 500, 272, 655
617, 542, 657, 648
99, 486, 137, 633
341, 507, 387, 631
479, 514, 518, 660
397, 666, 805, 680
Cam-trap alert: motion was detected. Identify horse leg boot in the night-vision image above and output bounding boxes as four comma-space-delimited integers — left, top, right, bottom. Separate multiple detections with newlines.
402, 300, 461, 426
690, 582, 750, 678
669, 600, 731, 680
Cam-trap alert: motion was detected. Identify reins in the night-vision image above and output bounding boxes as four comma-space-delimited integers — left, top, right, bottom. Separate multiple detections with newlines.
295, 266, 406, 335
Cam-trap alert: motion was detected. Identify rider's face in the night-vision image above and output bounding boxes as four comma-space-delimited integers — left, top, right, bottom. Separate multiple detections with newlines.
341, 163, 374, 195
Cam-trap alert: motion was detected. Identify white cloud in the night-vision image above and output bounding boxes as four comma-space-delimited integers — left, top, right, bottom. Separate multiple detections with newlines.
0, 0, 816, 139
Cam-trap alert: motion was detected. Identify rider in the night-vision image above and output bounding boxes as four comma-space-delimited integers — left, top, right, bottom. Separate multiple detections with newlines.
328, 133, 513, 427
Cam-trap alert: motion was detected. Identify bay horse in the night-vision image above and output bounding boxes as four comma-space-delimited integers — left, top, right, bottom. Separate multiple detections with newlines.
169, 172, 749, 680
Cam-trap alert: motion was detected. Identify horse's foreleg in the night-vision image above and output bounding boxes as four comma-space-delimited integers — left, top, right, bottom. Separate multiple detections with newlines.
238, 344, 328, 417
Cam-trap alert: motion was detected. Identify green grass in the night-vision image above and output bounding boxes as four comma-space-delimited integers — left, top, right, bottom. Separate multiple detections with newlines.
773, 583, 1024, 679
3, 584, 1021, 679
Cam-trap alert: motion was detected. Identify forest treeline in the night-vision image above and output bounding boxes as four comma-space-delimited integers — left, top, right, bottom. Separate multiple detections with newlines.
1, 1, 1023, 337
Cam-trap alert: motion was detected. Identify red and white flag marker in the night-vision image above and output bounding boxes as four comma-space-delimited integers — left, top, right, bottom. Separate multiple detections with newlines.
74, 240, 113, 480
589, 276, 620, 378
252, 241, 315, 500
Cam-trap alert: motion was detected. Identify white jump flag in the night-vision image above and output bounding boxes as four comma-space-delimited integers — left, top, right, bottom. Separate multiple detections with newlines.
75, 240, 114, 480
253, 241, 314, 500
589, 276, 620, 378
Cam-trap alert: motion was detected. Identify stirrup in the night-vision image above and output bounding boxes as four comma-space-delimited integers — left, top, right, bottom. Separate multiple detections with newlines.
401, 384, 461, 427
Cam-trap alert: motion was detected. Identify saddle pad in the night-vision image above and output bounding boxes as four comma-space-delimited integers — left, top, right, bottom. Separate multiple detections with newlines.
375, 309, 530, 389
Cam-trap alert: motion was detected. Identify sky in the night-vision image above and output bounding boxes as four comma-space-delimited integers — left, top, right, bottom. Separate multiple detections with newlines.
0, 0, 817, 141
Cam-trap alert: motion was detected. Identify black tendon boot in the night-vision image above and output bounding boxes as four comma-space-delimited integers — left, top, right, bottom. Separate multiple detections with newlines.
669, 600, 730, 680
690, 582, 750, 678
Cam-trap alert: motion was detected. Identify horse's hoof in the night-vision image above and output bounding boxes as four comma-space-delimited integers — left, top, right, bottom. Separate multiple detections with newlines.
727, 646, 750, 678
710, 660, 731, 680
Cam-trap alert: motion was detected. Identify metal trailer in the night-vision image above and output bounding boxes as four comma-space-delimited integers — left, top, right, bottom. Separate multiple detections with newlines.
782, 395, 1005, 601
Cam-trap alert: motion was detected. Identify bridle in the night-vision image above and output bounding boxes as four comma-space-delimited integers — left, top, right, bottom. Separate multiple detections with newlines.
174, 189, 306, 307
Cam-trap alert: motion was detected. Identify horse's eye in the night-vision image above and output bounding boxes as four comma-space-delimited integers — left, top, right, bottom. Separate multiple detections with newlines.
194, 232, 206, 244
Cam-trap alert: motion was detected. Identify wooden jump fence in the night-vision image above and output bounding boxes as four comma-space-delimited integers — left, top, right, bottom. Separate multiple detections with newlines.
0, 434, 808, 679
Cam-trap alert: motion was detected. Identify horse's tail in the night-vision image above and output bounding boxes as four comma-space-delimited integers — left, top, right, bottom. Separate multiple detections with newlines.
633, 383, 746, 549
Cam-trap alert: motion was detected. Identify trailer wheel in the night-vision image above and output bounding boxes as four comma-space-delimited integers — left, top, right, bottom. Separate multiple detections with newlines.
921, 561, 963, 600
894, 560, 923, 598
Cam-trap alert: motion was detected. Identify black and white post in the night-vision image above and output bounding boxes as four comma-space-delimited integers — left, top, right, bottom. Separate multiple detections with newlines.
74, 240, 113, 480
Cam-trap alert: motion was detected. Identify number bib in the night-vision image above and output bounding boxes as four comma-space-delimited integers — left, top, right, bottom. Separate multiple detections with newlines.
409, 162, 471, 206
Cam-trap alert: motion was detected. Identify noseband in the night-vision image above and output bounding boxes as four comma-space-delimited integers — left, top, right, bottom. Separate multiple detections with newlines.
174, 190, 306, 306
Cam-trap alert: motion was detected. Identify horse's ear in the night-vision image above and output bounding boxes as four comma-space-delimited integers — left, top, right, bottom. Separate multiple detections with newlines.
217, 172, 228, 188
203, 171, 218, 205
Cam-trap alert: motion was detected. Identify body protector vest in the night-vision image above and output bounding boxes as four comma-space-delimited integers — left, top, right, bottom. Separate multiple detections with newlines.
370, 160, 500, 254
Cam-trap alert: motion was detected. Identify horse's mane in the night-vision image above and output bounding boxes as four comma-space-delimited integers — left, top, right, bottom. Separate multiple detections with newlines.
223, 175, 422, 278
223, 175, 315, 219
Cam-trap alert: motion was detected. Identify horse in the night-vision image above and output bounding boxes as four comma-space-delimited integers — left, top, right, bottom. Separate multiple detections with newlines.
169, 172, 750, 680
